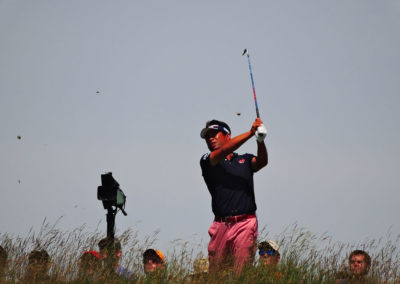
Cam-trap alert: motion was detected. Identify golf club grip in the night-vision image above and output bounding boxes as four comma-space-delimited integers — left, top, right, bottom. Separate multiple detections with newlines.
254, 93, 260, 118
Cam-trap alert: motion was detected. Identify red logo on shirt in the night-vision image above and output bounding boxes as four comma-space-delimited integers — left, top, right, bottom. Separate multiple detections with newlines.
238, 158, 245, 164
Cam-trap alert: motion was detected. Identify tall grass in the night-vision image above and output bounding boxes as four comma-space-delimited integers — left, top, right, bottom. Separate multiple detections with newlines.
1, 221, 399, 283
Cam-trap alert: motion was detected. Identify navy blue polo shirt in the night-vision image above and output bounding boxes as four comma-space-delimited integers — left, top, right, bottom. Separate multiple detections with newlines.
200, 152, 257, 217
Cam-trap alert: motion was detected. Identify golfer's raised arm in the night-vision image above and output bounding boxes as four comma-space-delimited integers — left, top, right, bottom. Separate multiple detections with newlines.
209, 118, 263, 166
209, 131, 254, 166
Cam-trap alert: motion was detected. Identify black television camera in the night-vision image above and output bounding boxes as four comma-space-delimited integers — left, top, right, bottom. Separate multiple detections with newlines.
97, 172, 127, 239
97, 172, 127, 215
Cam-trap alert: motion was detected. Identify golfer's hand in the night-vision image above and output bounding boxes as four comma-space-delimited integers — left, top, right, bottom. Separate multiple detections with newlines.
250, 118, 263, 134
256, 124, 267, 142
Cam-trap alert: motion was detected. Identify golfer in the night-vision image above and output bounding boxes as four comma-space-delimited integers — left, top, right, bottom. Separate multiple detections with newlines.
200, 118, 267, 273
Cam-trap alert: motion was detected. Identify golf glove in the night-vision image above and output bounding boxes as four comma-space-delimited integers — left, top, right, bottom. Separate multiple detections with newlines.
255, 124, 267, 142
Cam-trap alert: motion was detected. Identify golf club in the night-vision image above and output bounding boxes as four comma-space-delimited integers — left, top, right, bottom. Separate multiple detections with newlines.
242, 49, 260, 118
243, 49, 266, 141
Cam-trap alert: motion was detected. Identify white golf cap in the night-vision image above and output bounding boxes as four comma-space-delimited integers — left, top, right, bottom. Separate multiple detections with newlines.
258, 240, 280, 253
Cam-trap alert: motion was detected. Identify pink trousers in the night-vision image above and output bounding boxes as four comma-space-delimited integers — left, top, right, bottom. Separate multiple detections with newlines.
208, 216, 258, 273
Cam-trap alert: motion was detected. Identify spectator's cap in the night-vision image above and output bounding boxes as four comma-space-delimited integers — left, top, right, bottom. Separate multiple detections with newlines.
154, 250, 165, 263
143, 249, 165, 265
83, 251, 101, 260
200, 120, 231, 139
258, 240, 280, 253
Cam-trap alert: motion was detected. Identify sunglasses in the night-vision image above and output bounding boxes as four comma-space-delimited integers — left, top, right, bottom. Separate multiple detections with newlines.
259, 249, 277, 256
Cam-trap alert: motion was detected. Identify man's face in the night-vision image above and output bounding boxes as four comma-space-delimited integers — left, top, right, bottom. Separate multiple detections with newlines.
205, 130, 230, 151
101, 249, 121, 267
29, 259, 50, 275
259, 250, 280, 268
350, 254, 369, 276
79, 260, 98, 275
144, 260, 164, 274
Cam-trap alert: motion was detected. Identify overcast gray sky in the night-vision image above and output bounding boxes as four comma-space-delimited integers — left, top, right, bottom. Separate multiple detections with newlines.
1, 0, 399, 254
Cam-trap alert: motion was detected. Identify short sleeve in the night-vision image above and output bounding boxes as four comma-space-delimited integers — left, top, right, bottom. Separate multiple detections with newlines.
200, 153, 210, 170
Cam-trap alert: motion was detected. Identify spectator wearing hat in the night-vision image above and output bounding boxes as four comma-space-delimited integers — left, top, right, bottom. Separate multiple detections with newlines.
0, 246, 7, 280
98, 237, 132, 279
77, 250, 102, 281
23, 249, 51, 283
336, 250, 371, 284
143, 249, 165, 274
258, 240, 283, 281
258, 240, 280, 268
200, 118, 268, 274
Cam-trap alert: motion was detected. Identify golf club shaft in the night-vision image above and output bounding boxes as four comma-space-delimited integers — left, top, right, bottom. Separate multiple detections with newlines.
246, 53, 260, 118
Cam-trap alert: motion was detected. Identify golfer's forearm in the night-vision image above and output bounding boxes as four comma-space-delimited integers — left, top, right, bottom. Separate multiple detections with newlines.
256, 142, 268, 168
222, 131, 253, 154
210, 131, 253, 165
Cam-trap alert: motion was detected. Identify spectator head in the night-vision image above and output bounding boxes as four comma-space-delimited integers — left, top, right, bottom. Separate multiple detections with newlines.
0, 246, 7, 275
143, 249, 165, 274
258, 240, 280, 267
349, 250, 371, 276
78, 251, 102, 276
98, 238, 121, 266
27, 250, 51, 275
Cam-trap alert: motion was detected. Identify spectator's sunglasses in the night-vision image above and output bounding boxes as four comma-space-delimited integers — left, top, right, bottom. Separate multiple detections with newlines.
259, 249, 277, 256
